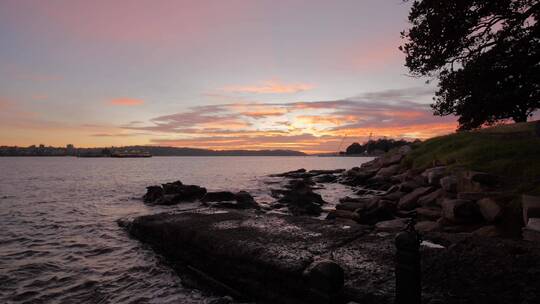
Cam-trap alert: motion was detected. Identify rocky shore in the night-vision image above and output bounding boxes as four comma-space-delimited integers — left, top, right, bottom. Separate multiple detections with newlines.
121, 125, 540, 303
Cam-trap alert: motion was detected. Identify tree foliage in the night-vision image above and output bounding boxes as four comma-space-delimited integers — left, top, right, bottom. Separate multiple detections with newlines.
401, 0, 540, 130
345, 138, 411, 155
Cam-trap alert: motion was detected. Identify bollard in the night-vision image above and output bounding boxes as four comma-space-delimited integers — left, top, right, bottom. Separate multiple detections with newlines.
394, 218, 421, 304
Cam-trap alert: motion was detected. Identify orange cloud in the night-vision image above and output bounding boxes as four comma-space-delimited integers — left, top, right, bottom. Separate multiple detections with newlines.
222, 79, 315, 94
108, 98, 145, 106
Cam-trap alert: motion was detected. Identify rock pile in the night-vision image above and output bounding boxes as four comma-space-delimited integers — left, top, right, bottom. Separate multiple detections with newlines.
143, 180, 207, 205
327, 145, 512, 236
143, 180, 258, 209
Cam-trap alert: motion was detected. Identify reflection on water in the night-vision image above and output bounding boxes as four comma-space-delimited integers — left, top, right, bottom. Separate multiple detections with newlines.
0, 156, 371, 303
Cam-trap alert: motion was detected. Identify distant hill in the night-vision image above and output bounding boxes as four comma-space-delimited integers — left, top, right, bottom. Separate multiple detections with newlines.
0, 145, 306, 157
122, 146, 307, 156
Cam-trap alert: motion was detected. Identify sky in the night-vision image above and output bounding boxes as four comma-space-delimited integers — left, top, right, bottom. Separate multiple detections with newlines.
0, 0, 458, 153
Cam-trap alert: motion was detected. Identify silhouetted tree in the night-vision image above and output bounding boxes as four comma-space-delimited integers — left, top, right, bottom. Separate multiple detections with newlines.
401, 0, 540, 130
346, 142, 364, 154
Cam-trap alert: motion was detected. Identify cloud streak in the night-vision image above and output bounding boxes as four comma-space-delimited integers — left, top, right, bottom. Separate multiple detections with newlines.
108, 98, 145, 106
221, 79, 315, 94
124, 87, 457, 152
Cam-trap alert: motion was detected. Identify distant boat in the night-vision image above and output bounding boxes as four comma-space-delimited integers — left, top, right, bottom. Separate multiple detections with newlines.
110, 151, 152, 158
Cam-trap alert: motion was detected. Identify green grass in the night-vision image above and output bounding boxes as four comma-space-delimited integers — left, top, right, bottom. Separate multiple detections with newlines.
403, 121, 540, 194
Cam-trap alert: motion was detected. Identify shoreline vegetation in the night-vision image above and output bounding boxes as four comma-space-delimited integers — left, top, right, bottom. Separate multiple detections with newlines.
0, 138, 415, 158
119, 121, 540, 304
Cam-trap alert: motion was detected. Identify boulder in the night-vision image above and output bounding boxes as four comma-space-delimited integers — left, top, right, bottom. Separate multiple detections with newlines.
523, 218, 540, 242
286, 179, 315, 190
203, 191, 237, 202
143, 186, 164, 203
335, 201, 368, 212
415, 221, 440, 232
144, 181, 207, 204
522, 195, 540, 225
422, 166, 447, 185
415, 207, 442, 221
326, 209, 360, 221
235, 191, 259, 209
457, 171, 500, 192
457, 192, 501, 201
314, 174, 338, 183
162, 181, 185, 194
441, 199, 482, 223
472, 225, 501, 237
340, 168, 378, 186
440, 175, 458, 193
417, 188, 444, 207
353, 199, 395, 225
398, 186, 434, 210
375, 218, 408, 232
398, 179, 424, 193
174, 184, 207, 201
278, 185, 326, 216
476, 198, 502, 222
303, 260, 344, 294
381, 152, 403, 167
375, 164, 401, 178
381, 191, 406, 202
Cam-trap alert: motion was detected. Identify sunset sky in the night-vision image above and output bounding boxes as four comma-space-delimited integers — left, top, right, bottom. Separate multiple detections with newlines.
0, 0, 458, 153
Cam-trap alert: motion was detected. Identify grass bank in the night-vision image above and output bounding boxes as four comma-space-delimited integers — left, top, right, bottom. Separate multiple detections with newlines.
403, 120, 540, 194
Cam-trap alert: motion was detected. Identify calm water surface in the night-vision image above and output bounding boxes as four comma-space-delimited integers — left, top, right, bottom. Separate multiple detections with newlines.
0, 156, 371, 304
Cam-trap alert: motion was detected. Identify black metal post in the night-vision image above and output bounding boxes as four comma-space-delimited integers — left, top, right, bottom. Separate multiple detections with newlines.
394, 219, 421, 304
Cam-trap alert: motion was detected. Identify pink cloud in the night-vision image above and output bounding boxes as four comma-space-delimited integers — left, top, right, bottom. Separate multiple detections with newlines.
108, 98, 145, 106
222, 79, 315, 94
31, 94, 48, 101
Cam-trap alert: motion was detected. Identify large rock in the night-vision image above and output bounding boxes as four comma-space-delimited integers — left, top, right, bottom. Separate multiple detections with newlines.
398, 186, 434, 210
472, 225, 501, 237
422, 166, 447, 185
121, 211, 364, 303
522, 195, 540, 225
398, 178, 425, 193
314, 174, 338, 183
326, 209, 361, 221
375, 164, 401, 178
340, 168, 378, 186
143, 186, 164, 203
303, 260, 344, 294
235, 191, 259, 209
416, 207, 442, 221
457, 171, 500, 192
476, 198, 502, 222
143, 181, 207, 205
417, 188, 444, 207
278, 182, 326, 216
415, 221, 440, 232
441, 199, 482, 223
523, 218, 540, 242
381, 152, 403, 167
440, 175, 458, 193
457, 192, 501, 201
375, 218, 408, 232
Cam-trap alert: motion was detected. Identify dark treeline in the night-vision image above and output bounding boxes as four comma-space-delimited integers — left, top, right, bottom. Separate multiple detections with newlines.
0, 145, 306, 157
345, 138, 415, 155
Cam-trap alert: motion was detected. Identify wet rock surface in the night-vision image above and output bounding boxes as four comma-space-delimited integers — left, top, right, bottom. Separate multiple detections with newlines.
121, 210, 384, 304
120, 209, 540, 304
